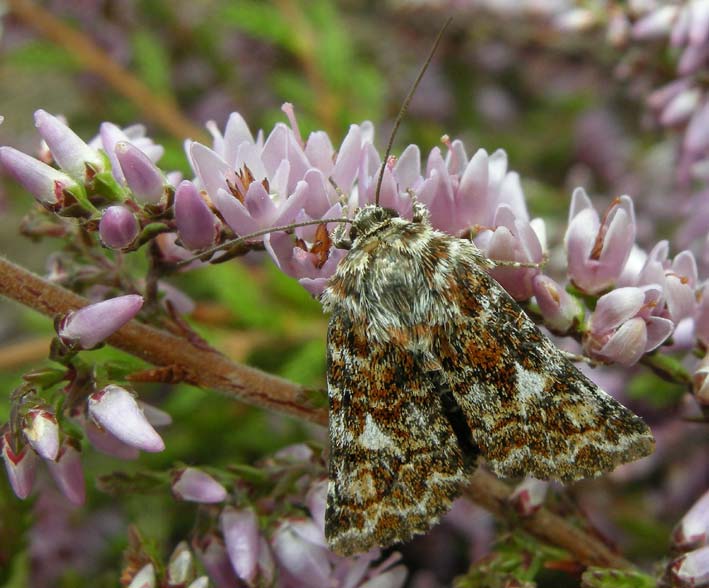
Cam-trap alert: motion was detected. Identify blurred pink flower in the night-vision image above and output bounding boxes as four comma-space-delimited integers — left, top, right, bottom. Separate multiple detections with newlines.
586, 286, 674, 365
669, 544, 709, 587
673, 489, 709, 550
46, 439, 85, 506
173, 467, 227, 503
509, 477, 549, 516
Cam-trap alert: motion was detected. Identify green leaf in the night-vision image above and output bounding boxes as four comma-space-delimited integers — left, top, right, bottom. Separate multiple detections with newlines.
131, 30, 173, 97
220, 2, 296, 51
277, 338, 327, 386
581, 567, 657, 588
454, 533, 569, 588
4, 40, 76, 70
195, 263, 281, 330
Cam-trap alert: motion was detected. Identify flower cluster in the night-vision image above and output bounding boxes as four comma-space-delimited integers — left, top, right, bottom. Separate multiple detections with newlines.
1, 98, 708, 585
119, 445, 407, 588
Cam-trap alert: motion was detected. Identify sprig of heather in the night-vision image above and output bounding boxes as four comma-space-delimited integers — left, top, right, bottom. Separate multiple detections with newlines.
2, 104, 707, 387
1, 103, 708, 584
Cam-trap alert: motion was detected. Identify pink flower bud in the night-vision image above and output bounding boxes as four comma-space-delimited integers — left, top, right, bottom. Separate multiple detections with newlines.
57, 294, 143, 349
88, 385, 165, 452
669, 545, 709, 587
532, 275, 580, 333
193, 533, 242, 588
693, 354, 709, 408
172, 467, 227, 503
174, 180, 219, 250
673, 490, 709, 550
23, 408, 59, 461
1, 433, 36, 499
632, 6, 679, 40
271, 519, 331, 585
0, 146, 76, 204
34, 109, 103, 178
187, 578, 208, 588
128, 563, 155, 588
46, 439, 85, 505
99, 206, 139, 249
510, 477, 549, 516
115, 141, 164, 203
167, 542, 194, 586
82, 416, 140, 460
221, 507, 260, 583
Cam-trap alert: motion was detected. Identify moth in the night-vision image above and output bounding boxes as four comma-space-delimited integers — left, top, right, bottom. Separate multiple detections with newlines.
319, 202, 655, 556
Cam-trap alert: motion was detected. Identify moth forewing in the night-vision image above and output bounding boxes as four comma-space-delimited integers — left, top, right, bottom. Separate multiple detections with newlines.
320, 206, 655, 555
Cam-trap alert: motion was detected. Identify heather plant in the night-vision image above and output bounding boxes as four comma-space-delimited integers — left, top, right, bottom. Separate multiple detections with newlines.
0, 2, 707, 588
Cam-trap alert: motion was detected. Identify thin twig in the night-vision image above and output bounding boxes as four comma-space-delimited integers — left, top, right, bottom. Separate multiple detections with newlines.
6, 0, 209, 143
0, 255, 632, 569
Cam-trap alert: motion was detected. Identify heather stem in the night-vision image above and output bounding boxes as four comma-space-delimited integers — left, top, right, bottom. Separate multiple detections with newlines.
0, 255, 635, 569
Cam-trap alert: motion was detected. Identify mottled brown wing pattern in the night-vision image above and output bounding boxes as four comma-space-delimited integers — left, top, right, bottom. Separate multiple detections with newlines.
434, 251, 655, 481
320, 206, 654, 555
325, 306, 472, 556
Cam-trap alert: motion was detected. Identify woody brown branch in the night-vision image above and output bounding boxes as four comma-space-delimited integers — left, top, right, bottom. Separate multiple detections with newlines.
0, 255, 631, 570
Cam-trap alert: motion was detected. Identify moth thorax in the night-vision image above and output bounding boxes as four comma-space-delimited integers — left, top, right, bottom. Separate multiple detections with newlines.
350, 205, 399, 241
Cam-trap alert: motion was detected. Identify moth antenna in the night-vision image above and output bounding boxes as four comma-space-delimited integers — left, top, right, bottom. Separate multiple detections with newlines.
176, 216, 351, 268
374, 17, 453, 206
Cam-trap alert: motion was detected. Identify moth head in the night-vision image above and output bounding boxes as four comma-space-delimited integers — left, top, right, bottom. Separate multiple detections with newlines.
348, 205, 399, 242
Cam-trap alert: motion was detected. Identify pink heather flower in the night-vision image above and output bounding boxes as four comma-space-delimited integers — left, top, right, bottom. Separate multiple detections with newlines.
586, 286, 674, 366
271, 519, 333, 586
271, 480, 407, 588
174, 180, 219, 250
99, 205, 139, 249
532, 275, 581, 333
46, 439, 85, 506
193, 533, 243, 588
1, 433, 36, 499
696, 285, 709, 348
139, 401, 173, 427
96, 122, 164, 185
661, 86, 702, 126
220, 507, 264, 585
0, 146, 77, 205
81, 416, 140, 460
23, 409, 60, 461
167, 542, 194, 586
509, 477, 549, 517
34, 110, 103, 179
564, 189, 636, 295
187, 578, 208, 588
188, 108, 369, 238
172, 467, 227, 503
685, 99, 709, 155
57, 294, 143, 349
88, 385, 165, 453
115, 141, 165, 204
128, 563, 155, 588
630, 242, 699, 323
478, 205, 546, 301
673, 489, 709, 550
669, 545, 709, 587
264, 208, 348, 297
632, 6, 680, 40
693, 353, 709, 408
